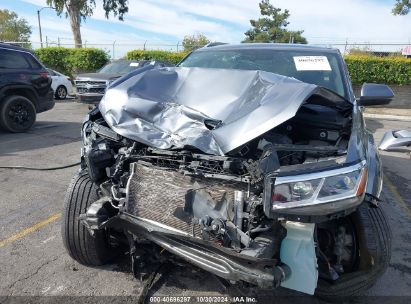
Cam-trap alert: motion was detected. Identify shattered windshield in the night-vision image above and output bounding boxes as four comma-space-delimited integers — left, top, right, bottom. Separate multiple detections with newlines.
179, 49, 348, 99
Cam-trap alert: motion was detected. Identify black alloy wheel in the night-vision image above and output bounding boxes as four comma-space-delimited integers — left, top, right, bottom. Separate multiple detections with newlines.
0, 95, 36, 132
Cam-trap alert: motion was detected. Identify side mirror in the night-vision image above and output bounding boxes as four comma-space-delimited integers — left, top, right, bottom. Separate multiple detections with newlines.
358, 83, 394, 106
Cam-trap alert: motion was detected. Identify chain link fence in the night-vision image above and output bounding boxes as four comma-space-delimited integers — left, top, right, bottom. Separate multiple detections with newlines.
312, 42, 410, 57
3, 39, 411, 59
4, 39, 186, 59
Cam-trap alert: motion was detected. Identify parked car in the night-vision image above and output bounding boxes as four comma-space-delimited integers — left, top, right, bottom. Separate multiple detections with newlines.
75, 60, 173, 104
0, 43, 54, 132
47, 68, 74, 100
63, 44, 393, 299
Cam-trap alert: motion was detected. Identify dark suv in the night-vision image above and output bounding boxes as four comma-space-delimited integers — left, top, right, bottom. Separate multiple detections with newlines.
0, 43, 54, 132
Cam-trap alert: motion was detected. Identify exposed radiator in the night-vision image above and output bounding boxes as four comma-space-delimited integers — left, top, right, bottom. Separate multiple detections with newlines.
126, 163, 244, 235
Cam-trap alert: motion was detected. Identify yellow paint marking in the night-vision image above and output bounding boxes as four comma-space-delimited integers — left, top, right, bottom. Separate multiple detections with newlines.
0, 213, 62, 248
383, 175, 411, 219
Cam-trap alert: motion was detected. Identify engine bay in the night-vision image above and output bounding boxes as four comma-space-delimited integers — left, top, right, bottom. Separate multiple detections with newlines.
81, 100, 353, 261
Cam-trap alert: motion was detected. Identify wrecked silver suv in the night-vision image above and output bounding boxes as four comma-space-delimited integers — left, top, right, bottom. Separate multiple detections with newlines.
62, 44, 393, 298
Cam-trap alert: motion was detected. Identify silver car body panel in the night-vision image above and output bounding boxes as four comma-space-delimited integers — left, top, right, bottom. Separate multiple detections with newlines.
99, 67, 345, 156
379, 130, 411, 151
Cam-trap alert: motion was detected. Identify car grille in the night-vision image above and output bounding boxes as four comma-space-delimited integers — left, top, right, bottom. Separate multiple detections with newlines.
77, 87, 106, 94
75, 80, 106, 95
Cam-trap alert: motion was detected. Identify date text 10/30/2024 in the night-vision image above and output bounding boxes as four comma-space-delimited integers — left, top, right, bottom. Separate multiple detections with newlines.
149, 296, 258, 303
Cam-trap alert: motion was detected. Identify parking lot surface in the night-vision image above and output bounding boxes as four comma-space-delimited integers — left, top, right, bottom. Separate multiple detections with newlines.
1, 102, 411, 302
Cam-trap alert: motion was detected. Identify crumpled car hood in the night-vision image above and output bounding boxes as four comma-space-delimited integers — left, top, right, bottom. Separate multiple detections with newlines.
99, 67, 341, 156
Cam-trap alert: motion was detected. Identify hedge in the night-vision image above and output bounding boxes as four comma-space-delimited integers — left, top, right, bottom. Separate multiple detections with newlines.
126, 50, 411, 85
35, 47, 411, 85
35, 47, 109, 76
66, 48, 109, 74
345, 55, 411, 85
126, 49, 187, 65
35, 47, 71, 75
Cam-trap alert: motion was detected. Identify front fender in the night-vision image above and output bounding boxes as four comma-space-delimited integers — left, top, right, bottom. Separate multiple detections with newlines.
365, 131, 383, 201
349, 105, 382, 203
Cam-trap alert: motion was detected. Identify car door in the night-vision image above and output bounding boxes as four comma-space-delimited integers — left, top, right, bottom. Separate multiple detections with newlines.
55, 71, 73, 95
22, 52, 52, 96
47, 69, 60, 92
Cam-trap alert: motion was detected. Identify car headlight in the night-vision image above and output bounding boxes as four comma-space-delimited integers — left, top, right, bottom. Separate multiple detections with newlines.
265, 162, 368, 217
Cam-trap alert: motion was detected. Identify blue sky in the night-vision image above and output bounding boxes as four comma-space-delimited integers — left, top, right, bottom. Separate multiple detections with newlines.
1, 0, 410, 58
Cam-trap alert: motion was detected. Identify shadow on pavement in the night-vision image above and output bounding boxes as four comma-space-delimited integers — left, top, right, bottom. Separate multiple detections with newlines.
365, 119, 384, 134
0, 120, 82, 156
381, 154, 411, 205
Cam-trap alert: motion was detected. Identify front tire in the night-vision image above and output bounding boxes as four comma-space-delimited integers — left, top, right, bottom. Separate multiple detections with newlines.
55, 85, 68, 99
62, 171, 116, 266
315, 203, 391, 299
0, 95, 36, 132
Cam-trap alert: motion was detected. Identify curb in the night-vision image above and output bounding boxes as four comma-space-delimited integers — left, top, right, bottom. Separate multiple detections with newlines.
363, 113, 411, 121
364, 107, 411, 121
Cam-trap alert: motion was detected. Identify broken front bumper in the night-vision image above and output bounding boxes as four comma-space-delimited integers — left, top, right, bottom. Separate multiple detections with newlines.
85, 210, 290, 289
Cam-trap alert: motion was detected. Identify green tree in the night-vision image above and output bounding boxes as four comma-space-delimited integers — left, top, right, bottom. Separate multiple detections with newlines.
182, 33, 210, 52
392, 0, 410, 15
0, 9, 32, 44
243, 0, 307, 44
46, 0, 129, 48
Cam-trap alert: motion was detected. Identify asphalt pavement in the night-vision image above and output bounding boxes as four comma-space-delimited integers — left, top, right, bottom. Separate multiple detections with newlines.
0, 102, 410, 302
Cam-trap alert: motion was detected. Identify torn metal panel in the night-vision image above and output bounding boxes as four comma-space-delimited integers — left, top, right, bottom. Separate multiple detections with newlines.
378, 130, 411, 151
99, 67, 344, 156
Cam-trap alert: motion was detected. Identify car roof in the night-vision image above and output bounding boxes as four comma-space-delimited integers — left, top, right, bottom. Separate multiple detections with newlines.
110, 59, 164, 64
0, 42, 35, 54
109, 59, 173, 67
111, 59, 140, 62
196, 43, 340, 54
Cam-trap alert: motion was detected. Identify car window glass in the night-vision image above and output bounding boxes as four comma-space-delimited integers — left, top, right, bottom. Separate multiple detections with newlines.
179, 49, 348, 99
26, 54, 43, 69
0, 49, 30, 69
